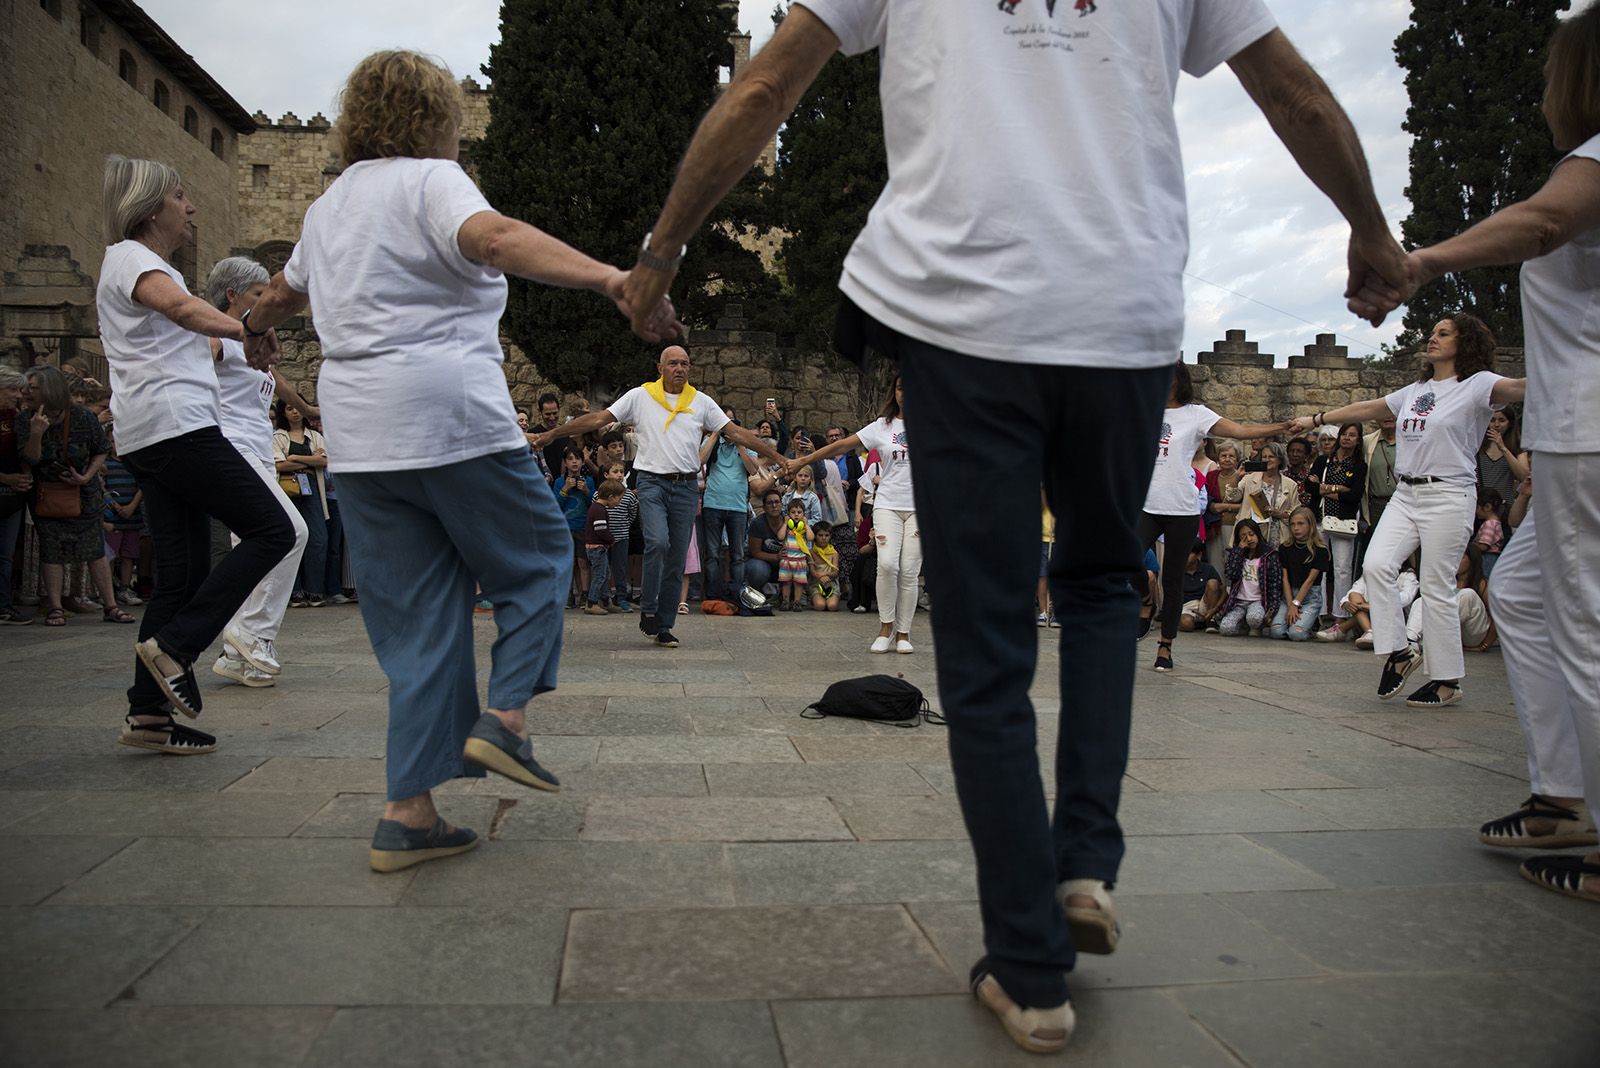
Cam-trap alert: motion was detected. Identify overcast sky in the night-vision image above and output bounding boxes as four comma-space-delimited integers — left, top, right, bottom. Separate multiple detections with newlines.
142, 0, 1421, 361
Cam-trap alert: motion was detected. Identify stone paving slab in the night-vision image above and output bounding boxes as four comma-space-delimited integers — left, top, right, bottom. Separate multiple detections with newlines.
559, 905, 961, 1002
1, 905, 205, 1007
399, 841, 735, 908
0, 1007, 333, 1068
13, 789, 331, 838
1, 835, 133, 905
1242, 827, 1529, 888
1266, 783, 1527, 830
728, 840, 978, 906
580, 796, 852, 842
130, 907, 568, 1006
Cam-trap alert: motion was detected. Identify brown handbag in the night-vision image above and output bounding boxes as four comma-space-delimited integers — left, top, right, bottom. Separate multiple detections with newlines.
34, 415, 82, 520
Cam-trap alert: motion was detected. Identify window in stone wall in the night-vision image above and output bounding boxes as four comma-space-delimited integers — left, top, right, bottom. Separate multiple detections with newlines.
210, 129, 225, 159
183, 106, 199, 138
153, 79, 170, 114
39, 0, 62, 21
79, 11, 100, 55
118, 50, 137, 88
251, 164, 270, 191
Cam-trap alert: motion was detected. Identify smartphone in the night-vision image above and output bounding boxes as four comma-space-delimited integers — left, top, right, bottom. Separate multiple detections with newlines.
1242, 460, 1267, 472
766, 397, 775, 406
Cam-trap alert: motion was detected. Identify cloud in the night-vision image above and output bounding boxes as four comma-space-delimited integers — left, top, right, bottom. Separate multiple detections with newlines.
139, 0, 1418, 363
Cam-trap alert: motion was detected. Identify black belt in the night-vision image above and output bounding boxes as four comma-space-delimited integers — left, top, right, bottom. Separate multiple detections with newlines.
637, 470, 698, 481
1399, 475, 1444, 485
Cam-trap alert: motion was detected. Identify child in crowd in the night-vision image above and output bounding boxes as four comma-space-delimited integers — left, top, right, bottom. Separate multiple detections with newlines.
1177, 543, 1223, 632
1272, 506, 1330, 641
601, 461, 638, 610
1218, 519, 1280, 636
583, 480, 623, 615
779, 499, 812, 611
1320, 563, 1419, 648
100, 436, 144, 605
810, 522, 842, 611
557, 448, 595, 608
1038, 493, 1056, 627
1474, 489, 1506, 577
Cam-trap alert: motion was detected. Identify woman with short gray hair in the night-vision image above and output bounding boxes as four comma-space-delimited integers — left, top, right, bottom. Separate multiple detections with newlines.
1237, 441, 1299, 548
97, 155, 296, 752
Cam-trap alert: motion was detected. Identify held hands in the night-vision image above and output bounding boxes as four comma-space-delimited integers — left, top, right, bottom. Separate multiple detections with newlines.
1288, 415, 1316, 435
612, 267, 684, 343
244, 326, 282, 371
1344, 230, 1411, 327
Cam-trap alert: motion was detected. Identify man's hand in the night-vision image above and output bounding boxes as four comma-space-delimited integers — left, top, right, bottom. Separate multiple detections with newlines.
1345, 231, 1411, 326
244, 327, 282, 371
613, 267, 683, 342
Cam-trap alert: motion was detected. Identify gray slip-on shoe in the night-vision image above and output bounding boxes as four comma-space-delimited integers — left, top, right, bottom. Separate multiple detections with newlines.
369, 817, 479, 873
462, 713, 561, 792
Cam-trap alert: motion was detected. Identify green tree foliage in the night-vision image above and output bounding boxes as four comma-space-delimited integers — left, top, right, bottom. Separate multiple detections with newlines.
477, 0, 772, 395
763, 7, 887, 354
1393, 0, 1568, 350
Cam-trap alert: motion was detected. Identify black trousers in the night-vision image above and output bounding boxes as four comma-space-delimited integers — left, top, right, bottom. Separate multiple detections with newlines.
1137, 512, 1200, 642
900, 335, 1171, 1009
121, 426, 295, 713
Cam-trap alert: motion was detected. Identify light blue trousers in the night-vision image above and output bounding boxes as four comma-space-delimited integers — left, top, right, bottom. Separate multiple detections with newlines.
337, 449, 571, 800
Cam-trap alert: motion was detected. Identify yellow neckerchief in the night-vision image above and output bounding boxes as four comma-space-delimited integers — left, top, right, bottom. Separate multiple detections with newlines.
785, 517, 812, 555
642, 379, 698, 428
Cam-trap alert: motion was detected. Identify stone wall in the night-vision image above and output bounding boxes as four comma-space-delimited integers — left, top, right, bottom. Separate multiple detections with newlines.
237, 114, 339, 258
1192, 330, 1526, 425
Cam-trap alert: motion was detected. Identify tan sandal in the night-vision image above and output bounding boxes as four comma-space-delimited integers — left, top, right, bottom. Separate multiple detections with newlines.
1059, 878, 1121, 955
969, 960, 1074, 1054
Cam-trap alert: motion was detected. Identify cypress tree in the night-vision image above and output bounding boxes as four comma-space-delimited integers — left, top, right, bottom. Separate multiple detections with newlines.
1393, 0, 1568, 349
477, 0, 771, 395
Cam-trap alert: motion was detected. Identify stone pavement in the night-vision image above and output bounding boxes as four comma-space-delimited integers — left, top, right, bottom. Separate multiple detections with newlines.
2, 602, 1598, 1068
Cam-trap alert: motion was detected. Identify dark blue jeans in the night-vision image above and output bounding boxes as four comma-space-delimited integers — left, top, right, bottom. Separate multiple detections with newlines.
291, 494, 329, 598
323, 493, 345, 594
901, 337, 1171, 1009
702, 507, 748, 601
634, 473, 699, 620
0, 505, 22, 611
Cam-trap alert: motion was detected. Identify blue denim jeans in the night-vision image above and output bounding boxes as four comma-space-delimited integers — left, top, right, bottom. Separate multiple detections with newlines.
336, 448, 570, 800
586, 546, 610, 604
0, 506, 22, 611
291, 494, 329, 598
634, 473, 699, 620
702, 507, 748, 601
1270, 585, 1324, 640
322, 493, 344, 594
607, 537, 631, 604
900, 335, 1171, 1009
742, 557, 775, 591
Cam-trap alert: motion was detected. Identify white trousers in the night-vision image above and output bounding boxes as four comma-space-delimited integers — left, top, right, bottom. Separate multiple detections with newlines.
1405, 587, 1489, 651
225, 451, 309, 645
1489, 452, 1600, 802
1327, 530, 1358, 618
1363, 481, 1475, 682
873, 508, 922, 635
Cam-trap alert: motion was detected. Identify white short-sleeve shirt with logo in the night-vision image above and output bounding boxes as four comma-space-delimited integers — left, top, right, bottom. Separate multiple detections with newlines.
1143, 404, 1219, 515
215, 338, 276, 465
97, 239, 221, 455
1384, 372, 1505, 487
795, 0, 1275, 369
854, 417, 913, 512
607, 386, 730, 475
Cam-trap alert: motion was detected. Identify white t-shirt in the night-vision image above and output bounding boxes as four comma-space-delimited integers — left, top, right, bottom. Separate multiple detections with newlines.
283, 158, 523, 472
1384, 373, 1505, 487
607, 386, 729, 475
214, 338, 275, 465
797, 0, 1275, 368
1144, 404, 1219, 515
1519, 133, 1600, 453
855, 417, 913, 512
96, 240, 221, 454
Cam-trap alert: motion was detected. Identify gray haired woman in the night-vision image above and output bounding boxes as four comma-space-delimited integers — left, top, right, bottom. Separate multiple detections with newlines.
1237, 441, 1299, 547
98, 155, 296, 752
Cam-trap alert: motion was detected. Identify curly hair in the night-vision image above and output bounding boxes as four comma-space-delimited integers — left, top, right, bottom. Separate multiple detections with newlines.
1420, 313, 1498, 381
335, 51, 464, 167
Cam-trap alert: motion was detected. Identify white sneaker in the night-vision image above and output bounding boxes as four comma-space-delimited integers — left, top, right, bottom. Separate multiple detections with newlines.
212, 655, 275, 688
1315, 626, 1342, 642
896, 639, 915, 654
852, 605, 867, 614
1036, 612, 1049, 628
1355, 629, 1375, 649
869, 635, 893, 654
224, 626, 281, 676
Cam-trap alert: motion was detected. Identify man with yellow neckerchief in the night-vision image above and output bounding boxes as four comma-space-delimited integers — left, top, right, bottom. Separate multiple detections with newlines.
535, 346, 783, 647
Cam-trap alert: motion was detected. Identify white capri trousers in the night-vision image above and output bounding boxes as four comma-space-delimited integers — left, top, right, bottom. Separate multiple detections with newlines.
873, 508, 922, 636
225, 451, 309, 645
1488, 452, 1600, 804
1362, 480, 1475, 683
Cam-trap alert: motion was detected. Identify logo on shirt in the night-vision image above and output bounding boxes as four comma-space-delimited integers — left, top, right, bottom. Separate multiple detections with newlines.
892, 431, 908, 448
997, 0, 1098, 16
1156, 421, 1173, 458
1402, 390, 1435, 434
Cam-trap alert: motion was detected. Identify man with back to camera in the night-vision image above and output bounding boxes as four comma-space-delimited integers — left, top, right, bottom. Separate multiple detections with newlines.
619, 0, 1405, 1051
533, 345, 783, 647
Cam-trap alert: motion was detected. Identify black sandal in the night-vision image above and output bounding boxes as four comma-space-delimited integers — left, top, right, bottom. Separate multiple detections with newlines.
1136, 599, 1155, 640
1153, 640, 1173, 673
1405, 679, 1461, 708
1520, 854, 1600, 903
1377, 650, 1417, 700
1480, 796, 1598, 850
117, 715, 217, 755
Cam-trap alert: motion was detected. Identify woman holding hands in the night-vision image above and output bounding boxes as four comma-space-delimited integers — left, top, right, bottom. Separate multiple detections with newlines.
1349, 4, 1600, 903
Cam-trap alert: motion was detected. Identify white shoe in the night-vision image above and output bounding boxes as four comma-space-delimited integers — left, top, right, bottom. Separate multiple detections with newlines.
1036, 612, 1049, 628
1315, 626, 1343, 642
1355, 629, 1375, 649
212, 655, 275, 688
896, 639, 915, 654
224, 626, 281, 676
852, 605, 867, 614
869, 635, 893, 654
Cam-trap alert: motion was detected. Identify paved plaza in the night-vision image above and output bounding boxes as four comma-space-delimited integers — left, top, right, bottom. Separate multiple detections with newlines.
2, 602, 1598, 1067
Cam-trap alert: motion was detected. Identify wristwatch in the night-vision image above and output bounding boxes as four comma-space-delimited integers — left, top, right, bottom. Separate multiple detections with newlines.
1292, 599, 1302, 607
637, 231, 686, 272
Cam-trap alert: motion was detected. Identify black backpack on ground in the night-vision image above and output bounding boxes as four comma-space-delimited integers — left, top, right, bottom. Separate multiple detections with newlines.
802, 675, 946, 728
